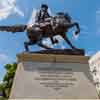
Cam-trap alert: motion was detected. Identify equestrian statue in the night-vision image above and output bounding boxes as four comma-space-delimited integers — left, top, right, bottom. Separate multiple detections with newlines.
0, 4, 80, 52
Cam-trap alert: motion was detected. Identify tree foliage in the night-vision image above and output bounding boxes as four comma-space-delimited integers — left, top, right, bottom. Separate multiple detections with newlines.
0, 63, 17, 99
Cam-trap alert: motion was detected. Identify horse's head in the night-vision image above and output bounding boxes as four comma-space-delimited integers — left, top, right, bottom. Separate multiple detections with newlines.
53, 12, 80, 38
64, 13, 72, 23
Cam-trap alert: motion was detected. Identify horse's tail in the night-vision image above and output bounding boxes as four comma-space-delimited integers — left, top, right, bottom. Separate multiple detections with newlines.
0, 24, 27, 33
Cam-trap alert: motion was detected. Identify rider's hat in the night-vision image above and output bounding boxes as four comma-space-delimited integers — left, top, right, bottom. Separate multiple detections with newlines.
41, 4, 48, 9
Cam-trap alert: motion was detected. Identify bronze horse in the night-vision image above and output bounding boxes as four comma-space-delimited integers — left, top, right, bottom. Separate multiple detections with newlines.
0, 12, 80, 51
25, 12, 80, 51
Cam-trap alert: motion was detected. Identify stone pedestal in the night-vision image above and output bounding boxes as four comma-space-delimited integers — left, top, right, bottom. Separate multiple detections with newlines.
10, 53, 98, 99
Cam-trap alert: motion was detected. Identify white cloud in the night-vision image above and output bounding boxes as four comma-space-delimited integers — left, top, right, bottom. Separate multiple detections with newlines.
28, 8, 37, 25
42, 38, 51, 47
0, 0, 24, 20
0, 53, 12, 64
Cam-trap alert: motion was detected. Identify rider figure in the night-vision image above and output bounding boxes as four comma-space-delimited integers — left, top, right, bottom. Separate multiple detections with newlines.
35, 4, 50, 23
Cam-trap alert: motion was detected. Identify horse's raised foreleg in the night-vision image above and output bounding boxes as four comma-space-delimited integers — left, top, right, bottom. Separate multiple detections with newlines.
61, 33, 76, 49
24, 41, 34, 51
67, 22, 80, 36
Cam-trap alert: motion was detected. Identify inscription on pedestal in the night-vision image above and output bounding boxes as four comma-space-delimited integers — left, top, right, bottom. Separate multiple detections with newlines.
35, 67, 77, 90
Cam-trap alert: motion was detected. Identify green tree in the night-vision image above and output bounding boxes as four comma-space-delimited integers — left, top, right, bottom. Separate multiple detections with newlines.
0, 63, 17, 99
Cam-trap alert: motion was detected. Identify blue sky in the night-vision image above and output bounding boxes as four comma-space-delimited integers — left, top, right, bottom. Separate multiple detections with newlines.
0, 0, 99, 81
